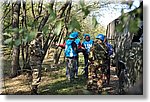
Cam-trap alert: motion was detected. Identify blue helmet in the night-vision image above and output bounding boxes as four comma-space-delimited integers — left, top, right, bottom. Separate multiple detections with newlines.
96, 34, 105, 41
69, 33, 76, 39
72, 32, 78, 38
84, 34, 90, 38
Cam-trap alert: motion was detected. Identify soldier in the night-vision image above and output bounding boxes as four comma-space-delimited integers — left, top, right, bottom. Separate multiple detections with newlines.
103, 36, 113, 85
29, 32, 44, 94
87, 34, 109, 92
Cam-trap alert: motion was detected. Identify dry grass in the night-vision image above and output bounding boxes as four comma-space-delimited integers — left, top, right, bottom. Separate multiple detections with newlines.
1, 54, 119, 95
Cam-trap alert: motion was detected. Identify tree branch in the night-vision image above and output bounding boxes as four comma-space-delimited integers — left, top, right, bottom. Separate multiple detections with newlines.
38, 0, 43, 15
31, 0, 35, 19
58, 1, 71, 18
22, 0, 27, 28
38, 11, 50, 32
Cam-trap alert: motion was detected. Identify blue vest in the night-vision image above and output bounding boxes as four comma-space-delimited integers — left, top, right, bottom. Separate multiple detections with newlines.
82, 40, 94, 53
65, 39, 77, 57
75, 38, 80, 47
106, 42, 113, 56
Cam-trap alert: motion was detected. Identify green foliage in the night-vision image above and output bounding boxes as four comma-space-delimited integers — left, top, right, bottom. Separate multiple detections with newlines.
14, 39, 21, 46
19, 28, 25, 34
3, 33, 12, 38
54, 21, 63, 36
80, 16, 106, 40
116, 23, 124, 33
68, 24, 74, 33
79, 0, 90, 18
115, 4, 142, 35
3, 28, 19, 47
3, 37, 13, 49
92, 16, 98, 28
68, 17, 81, 32
43, 25, 49, 35
4, 38, 12, 45
5, 28, 19, 34
26, 31, 36, 42
79, 0, 85, 7
2, 0, 103, 55
3, 27, 36, 47
116, 14, 140, 34
129, 17, 140, 34
82, 7, 90, 18
49, 8, 56, 22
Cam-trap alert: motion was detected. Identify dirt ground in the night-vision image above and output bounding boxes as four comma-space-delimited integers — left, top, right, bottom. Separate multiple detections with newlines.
1, 51, 119, 95
1, 58, 119, 95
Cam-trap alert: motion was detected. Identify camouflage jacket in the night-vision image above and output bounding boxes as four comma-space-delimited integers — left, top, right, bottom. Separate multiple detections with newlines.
89, 40, 109, 63
29, 38, 44, 58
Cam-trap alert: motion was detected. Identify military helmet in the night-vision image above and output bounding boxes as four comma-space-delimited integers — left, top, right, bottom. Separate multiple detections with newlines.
69, 32, 76, 39
96, 34, 105, 41
71, 32, 78, 38
84, 34, 90, 38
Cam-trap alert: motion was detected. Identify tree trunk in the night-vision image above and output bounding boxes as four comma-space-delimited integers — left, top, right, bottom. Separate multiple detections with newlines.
31, 0, 35, 19
21, 0, 31, 71
38, 11, 50, 32
41, 1, 71, 63
11, 1, 21, 77
53, 28, 64, 64
53, 1, 72, 64
41, 34, 56, 62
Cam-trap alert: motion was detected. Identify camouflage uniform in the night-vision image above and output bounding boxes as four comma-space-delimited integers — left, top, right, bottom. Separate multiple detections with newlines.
87, 39, 109, 92
29, 33, 43, 94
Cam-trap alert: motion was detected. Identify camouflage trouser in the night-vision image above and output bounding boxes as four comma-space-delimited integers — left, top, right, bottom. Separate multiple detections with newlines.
29, 57, 42, 90
66, 57, 77, 81
87, 59, 109, 91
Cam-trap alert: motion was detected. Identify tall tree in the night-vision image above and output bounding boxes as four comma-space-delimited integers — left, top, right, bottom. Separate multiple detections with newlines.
11, 0, 21, 77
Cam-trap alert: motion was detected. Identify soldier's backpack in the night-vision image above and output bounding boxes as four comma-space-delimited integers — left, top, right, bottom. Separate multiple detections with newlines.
65, 39, 77, 58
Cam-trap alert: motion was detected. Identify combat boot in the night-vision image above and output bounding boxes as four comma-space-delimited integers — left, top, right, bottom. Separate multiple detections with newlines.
31, 85, 38, 95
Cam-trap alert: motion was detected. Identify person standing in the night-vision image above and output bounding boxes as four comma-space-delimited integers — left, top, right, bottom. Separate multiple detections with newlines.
104, 36, 113, 56
87, 34, 108, 91
29, 32, 44, 94
82, 34, 94, 78
103, 36, 113, 85
56, 32, 81, 78
64, 32, 78, 82
73, 32, 82, 78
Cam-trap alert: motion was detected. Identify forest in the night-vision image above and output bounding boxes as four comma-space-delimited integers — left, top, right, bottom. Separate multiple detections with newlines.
0, 0, 143, 95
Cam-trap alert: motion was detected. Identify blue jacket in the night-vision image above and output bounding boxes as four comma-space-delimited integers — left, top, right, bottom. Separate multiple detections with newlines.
75, 38, 80, 47
65, 39, 77, 57
82, 40, 94, 54
106, 42, 113, 56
